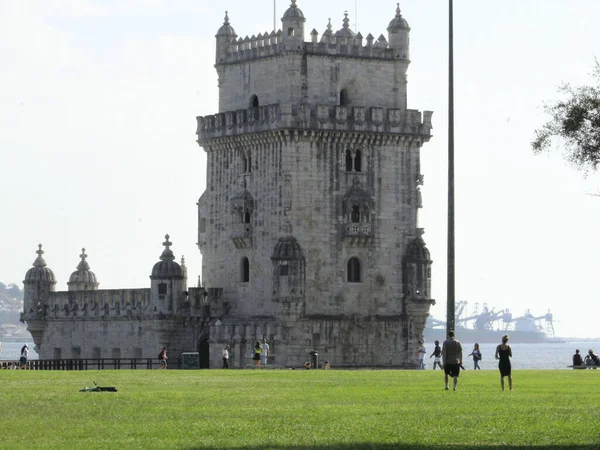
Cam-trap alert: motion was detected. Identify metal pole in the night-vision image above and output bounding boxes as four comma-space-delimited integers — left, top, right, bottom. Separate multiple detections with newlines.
274, 0, 276, 31
447, 0, 455, 338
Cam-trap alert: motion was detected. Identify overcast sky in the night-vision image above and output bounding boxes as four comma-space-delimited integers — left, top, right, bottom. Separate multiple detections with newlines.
1, 0, 599, 339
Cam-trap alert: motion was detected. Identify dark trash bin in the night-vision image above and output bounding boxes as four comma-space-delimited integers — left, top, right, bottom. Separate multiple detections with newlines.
309, 350, 318, 369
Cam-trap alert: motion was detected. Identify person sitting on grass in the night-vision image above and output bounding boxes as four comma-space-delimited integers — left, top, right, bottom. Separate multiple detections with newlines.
304, 361, 312, 370
572, 349, 583, 367
584, 350, 599, 369
322, 360, 331, 370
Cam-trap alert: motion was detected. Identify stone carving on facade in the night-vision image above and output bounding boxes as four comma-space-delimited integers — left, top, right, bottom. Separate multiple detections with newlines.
389, 108, 401, 127
353, 107, 366, 125
371, 107, 383, 126
317, 105, 329, 123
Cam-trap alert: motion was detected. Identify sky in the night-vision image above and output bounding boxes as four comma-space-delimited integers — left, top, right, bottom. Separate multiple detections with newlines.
1, 0, 600, 339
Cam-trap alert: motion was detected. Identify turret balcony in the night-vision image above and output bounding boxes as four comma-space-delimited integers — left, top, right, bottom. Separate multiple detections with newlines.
344, 223, 373, 246
231, 223, 252, 249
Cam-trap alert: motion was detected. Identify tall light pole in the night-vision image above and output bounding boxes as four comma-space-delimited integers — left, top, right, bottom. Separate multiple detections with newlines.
447, 0, 456, 337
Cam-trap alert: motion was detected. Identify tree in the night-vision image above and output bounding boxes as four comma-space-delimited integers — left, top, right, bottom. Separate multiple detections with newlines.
532, 60, 600, 174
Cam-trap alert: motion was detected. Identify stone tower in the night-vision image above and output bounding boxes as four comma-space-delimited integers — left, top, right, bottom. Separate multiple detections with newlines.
195, 1, 435, 368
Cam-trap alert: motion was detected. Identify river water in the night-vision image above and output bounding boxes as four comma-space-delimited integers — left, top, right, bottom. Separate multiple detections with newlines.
2, 340, 599, 370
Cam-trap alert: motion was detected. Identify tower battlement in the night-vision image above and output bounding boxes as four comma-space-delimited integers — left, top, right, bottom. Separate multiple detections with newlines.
197, 103, 433, 144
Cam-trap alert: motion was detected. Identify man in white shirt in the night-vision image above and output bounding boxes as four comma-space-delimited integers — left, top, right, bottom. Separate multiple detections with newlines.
222, 345, 230, 369
417, 341, 426, 370
260, 339, 270, 366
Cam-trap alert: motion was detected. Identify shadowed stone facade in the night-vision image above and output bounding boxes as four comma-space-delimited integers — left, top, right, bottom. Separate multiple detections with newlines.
23, 2, 434, 368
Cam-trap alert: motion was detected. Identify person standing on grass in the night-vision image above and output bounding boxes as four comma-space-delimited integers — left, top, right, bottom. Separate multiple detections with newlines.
252, 341, 262, 368
416, 341, 426, 369
159, 347, 168, 369
468, 343, 482, 370
441, 330, 463, 391
20, 345, 29, 369
430, 340, 443, 370
222, 345, 231, 369
495, 335, 513, 390
260, 338, 270, 366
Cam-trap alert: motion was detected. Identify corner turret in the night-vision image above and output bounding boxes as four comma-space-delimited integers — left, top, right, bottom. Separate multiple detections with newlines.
23, 244, 56, 314
281, 0, 305, 50
387, 3, 410, 59
216, 11, 237, 63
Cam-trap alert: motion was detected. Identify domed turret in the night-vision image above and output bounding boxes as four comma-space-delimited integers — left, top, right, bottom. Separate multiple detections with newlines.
335, 12, 355, 39
272, 236, 303, 261
403, 231, 432, 299
23, 244, 56, 314
24, 244, 56, 284
67, 248, 99, 291
281, 0, 305, 49
405, 237, 431, 263
151, 234, 183, 280
216, 11, 237, 63
387, 3, 410, 58
150, 235, 185, 315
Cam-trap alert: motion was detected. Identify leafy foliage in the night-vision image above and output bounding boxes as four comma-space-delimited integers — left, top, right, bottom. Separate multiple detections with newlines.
0, 282, 23, 309
532, 60, 600, 174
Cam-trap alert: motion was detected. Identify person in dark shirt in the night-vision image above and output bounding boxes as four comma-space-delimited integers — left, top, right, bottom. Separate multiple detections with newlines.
572, 349, 583, 367
495, 335, 513, 391
429, 340, 443, 370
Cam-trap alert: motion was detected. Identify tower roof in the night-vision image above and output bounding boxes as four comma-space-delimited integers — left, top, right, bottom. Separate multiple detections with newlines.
388, 3, 410, 31
282, 0, 305, 21
151, 234, 183, 279
404, 235, 431, 263
68, 248, 99, 289
335, 12, 356, 38
24, 244, 56, 283
216, 11, 237, 37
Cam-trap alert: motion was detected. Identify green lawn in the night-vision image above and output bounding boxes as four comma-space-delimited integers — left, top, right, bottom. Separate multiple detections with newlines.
0, 369, 598, 449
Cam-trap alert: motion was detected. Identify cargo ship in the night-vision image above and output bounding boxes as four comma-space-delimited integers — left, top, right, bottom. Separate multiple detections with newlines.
422, 302, 561, 344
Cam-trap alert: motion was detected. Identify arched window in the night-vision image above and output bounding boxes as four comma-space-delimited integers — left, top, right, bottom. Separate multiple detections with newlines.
247, 154, 252, 173
354, 149, 362, 172
280, 264, 289, 276
345, 149, 353, 171
244, 210, 251, 224
250, 95, 259, 108
242, 155, 248, 173
347, 257, 361, 283
340, 89, 349, 106
241, 257, 250, 282
351, 205, 360, 223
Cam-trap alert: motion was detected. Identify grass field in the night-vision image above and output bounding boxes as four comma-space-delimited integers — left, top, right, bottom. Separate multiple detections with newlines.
1, 369, 599, 449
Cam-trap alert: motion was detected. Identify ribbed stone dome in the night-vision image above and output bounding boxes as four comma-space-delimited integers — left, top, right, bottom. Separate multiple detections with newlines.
405, 237, 431, 262
151, 234, 183, 279
67, 248, 99, 291
216, 11, 237, 37
24, 244, 56, 283
272, 236, 303, 261
388, 4, 410, 31
282, 0, 305, 20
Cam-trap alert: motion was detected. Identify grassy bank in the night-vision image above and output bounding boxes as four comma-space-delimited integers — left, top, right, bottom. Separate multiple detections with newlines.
1, 369, 599, 449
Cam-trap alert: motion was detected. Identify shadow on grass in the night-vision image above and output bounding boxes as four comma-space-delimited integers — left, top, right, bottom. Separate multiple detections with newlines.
184, 444, 600, 450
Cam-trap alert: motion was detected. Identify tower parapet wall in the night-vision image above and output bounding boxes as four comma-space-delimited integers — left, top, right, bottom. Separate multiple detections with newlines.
23, 287, 223, 320
219, 35, 404, 66
197, 103, 433, 144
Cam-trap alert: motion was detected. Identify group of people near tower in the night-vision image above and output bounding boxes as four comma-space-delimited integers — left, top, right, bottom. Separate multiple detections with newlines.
420, 332, 513, 391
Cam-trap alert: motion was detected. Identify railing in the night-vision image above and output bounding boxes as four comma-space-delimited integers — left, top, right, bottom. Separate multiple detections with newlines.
0, 358, 182, 370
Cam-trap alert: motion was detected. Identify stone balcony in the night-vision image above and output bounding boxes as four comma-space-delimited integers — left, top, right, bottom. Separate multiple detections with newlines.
343, 222, 373, 246
231, 223, 252, 249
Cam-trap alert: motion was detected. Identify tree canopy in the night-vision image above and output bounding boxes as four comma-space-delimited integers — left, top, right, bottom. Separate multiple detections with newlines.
532, 61, 600, 174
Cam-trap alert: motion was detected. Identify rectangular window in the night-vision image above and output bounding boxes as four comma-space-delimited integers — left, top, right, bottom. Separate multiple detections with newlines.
133, 347, 143, 359
112, 348, 121, 359
158, 283, 167, 295
72, 347, 81, 359
280, 265, 289, 276
53, 348, 62, 359
92, 347, 102, 359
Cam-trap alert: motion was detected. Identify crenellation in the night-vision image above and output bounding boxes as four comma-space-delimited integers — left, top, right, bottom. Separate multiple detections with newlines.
197, 103, 433, 143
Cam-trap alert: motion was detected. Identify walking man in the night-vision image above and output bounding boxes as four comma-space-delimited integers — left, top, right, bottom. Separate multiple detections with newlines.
260, 338, 270, 366
442, 330, 463, 391
416, 341, 426, 370
222, 345, 230, 369
159, 347, 168, 369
